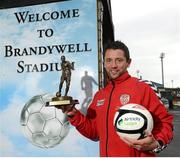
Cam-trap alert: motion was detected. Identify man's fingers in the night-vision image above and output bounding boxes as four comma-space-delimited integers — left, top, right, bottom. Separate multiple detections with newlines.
55, 104, 73, 113
132, 145, 142, 150
144, 130, 152, 137
120, 136, 136, 147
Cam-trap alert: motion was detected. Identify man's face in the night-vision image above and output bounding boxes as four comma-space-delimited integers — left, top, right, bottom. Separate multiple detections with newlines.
104, 49, 131, 79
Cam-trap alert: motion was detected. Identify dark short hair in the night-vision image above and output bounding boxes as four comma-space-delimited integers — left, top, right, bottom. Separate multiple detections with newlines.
104, 40, 130, 61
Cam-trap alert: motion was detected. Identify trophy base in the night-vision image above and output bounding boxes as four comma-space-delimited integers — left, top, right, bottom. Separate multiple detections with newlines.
46, 96, 79, 106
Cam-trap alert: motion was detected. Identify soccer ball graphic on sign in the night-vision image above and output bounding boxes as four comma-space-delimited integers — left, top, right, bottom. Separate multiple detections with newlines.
20, 93, 70, 148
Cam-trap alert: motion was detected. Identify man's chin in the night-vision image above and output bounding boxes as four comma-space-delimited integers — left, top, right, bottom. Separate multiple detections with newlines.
109, 74, 119, 80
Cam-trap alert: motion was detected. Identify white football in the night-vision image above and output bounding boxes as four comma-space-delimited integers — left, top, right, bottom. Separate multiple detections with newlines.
114, 103, 154, 140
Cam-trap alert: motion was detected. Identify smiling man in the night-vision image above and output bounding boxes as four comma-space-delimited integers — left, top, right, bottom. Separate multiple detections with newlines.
56, 40, 174, 157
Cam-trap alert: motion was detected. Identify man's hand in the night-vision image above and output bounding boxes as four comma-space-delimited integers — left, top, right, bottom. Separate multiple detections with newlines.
120, 131, 159, 152
55, 104, 77, 117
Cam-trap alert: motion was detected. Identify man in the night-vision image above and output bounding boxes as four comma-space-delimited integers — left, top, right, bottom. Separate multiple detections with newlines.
57, 41, 173, 157
58, 55, 74, 96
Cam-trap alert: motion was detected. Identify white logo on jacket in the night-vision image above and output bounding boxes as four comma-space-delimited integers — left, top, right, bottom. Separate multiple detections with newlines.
120, 94, 130, 105
97, 99, 105, 106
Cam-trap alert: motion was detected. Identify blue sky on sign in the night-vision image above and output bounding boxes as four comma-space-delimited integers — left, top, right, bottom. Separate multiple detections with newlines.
0, 0, 99, 157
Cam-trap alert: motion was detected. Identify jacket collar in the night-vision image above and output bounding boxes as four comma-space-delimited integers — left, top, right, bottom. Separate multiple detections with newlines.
109, 71, 131, 85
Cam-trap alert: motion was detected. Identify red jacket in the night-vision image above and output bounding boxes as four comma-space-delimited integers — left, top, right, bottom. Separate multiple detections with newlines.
69, 71, 173, 157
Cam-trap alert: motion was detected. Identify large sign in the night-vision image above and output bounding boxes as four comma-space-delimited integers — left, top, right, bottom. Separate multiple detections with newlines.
0, 0, 100, 156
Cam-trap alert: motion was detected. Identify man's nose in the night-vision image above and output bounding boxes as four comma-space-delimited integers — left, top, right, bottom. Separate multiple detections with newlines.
111, 60, 118, 67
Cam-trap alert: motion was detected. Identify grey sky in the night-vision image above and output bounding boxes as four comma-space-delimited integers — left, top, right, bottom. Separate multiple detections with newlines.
111, 0, 180, 88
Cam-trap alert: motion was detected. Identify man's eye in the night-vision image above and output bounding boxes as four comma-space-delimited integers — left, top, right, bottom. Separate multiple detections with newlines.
106, 59, 112, 63
116, 59, 122, 63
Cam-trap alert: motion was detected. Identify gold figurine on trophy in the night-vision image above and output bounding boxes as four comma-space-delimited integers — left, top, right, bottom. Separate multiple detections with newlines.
46, 55, 79, 107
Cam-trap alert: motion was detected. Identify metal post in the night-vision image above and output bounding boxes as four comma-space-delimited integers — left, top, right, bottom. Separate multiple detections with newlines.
160, 53, 165, 87
136, 70, 140, 79
171, 80, 174, 88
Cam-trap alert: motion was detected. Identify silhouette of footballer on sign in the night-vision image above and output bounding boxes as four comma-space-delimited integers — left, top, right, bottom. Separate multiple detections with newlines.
80, 71, 98, 113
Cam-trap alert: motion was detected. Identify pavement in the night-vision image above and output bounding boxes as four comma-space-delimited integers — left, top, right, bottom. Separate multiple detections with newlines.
157, 107, 180, 157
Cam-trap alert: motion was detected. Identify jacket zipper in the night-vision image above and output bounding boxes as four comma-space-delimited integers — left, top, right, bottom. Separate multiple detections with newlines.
105, 81, 115, 157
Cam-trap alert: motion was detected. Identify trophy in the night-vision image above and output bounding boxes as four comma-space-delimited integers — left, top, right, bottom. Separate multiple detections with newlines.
46, 55, 79, 107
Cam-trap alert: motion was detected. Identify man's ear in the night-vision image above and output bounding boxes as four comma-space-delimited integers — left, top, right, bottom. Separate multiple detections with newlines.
127, 59, 132, 67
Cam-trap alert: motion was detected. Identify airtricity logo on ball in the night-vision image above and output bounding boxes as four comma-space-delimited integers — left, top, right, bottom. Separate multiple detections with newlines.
117, 113, 144, 130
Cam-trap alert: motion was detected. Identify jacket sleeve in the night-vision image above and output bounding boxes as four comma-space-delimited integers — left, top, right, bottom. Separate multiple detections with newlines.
141, 83, 174, 146
68, 93, 99, 141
